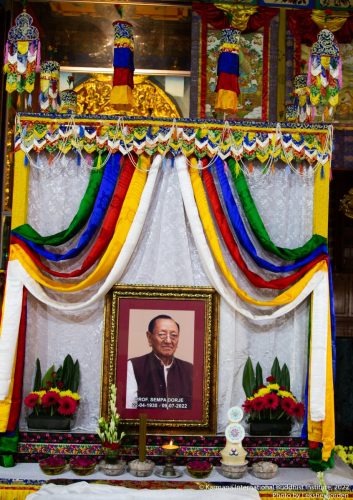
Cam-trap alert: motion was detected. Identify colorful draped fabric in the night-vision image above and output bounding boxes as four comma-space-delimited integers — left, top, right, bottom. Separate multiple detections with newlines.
39, 61, 60, 113
0, 144, 335, 466
12, 154, 106, 245
111, 21, 134, 110
13, 153, 121, 261
215, 28, 241, 114
215, 157, 328, 272
4, 11, 40, 95
227, 158, 328, 260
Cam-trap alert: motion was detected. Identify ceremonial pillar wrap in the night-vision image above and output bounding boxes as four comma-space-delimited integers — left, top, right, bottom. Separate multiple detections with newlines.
293, 74, 310, 123
3, 11, 40, 96
39, 61, 60, 112
307, 29, 342, 121
110, 21, 134, 110
215, 27, 241, 115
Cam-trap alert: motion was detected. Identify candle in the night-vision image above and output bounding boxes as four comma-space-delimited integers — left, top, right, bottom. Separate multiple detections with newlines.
138, 413, 147, 462
162, 440, 179, 450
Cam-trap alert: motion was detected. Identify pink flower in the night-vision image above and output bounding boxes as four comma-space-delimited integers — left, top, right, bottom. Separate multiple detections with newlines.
58, 396, 77, 416
42, 391, 60, 407
24, 393, 39, 408
292, 402, 305, 419
187, 461, 211, 471
281, 397, 296, 416
40, 456, 66, 467
263, 392, 279, 410
266, 376, 275, 383
70, 456, 96, 468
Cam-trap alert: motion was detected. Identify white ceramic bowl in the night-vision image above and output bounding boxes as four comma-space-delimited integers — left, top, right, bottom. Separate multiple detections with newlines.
220, 461, 248, 479
251, 461, 278, 479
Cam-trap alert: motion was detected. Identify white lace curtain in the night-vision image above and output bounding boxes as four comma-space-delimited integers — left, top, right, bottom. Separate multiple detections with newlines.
20, 155, 313, 433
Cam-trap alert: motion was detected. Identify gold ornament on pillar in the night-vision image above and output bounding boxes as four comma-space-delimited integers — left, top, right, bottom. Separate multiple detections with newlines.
215, 4, 257, 31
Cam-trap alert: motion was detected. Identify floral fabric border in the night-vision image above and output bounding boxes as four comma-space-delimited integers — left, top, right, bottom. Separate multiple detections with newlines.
16, 432, 309, 467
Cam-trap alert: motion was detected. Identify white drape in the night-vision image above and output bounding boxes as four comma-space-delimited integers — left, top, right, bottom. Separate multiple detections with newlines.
20, 155, 316, 433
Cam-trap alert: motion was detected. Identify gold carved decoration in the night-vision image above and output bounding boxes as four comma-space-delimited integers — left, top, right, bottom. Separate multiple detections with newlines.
311, 9, 349, 32
75, 74, 180, 118
214, 4, 257, 31
340, 188, 353, 219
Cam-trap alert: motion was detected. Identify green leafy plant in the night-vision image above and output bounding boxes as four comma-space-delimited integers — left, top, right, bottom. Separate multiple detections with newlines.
242, 357, 304, 423
24, 355, 80, 417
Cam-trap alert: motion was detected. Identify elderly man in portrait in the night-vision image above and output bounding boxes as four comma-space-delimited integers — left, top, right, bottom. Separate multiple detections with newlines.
126, 314, 193, 409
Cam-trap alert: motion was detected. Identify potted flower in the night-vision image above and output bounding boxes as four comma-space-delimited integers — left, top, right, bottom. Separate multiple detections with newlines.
97, 384, 125, 464
24, 355, 80, 430
242, 357, 305, 436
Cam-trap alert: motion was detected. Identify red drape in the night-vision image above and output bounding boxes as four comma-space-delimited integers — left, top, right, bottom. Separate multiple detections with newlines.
7, 289, 27, 432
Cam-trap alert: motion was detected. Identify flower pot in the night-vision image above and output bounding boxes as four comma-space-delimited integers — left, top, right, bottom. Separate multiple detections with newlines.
249, 420, 292, 436
102, 442, 121, 464
27, 414, 72, 431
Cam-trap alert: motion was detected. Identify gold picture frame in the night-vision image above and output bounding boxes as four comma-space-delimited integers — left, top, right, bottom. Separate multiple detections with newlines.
101, 284, 219, 435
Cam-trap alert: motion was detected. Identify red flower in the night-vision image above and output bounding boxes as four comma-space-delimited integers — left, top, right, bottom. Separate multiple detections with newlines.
281, 397, 296, 416
242, 400, 253, 413
24, 393, 39, 408
58, 396, 77, 416
252, 397, 266, 412
263, 392, 279, 410
292, 402, 305, 419
266, 376, 275, 383
42, 391, 60, 407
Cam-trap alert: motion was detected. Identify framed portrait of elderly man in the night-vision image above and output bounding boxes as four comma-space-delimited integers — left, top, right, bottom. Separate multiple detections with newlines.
101, 285, 219, 434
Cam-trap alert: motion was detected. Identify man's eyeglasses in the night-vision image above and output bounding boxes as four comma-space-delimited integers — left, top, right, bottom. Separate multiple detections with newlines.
154, 331, 179, 341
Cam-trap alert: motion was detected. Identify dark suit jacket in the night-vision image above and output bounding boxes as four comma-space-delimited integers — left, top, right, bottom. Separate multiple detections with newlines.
130, 352, 193, 409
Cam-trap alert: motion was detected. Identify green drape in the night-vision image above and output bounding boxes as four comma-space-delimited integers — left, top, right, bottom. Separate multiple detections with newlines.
0, 430, 19, 467
12, 155, 106, 245
228, 158, 327, 260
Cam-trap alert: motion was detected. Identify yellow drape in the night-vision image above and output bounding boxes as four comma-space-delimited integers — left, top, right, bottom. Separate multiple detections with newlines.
307, 296, 335, 461
12, 150, 29, 229
313, 160, 330, 239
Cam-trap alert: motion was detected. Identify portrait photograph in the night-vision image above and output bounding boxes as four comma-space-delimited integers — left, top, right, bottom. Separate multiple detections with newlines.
101, 285, 219, 434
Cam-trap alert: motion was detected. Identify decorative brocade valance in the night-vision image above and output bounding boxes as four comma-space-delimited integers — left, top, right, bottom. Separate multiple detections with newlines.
15, 114, 332, 167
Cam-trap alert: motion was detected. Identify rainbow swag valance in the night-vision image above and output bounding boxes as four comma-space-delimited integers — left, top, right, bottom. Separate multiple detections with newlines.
1, 115, 334, 468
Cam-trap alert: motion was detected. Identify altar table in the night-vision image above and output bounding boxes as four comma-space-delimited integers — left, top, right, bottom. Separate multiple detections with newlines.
0, 460, 352, 500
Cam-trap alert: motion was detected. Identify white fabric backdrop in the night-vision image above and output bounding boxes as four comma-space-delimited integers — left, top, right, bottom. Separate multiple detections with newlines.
20, 156, 313, 433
